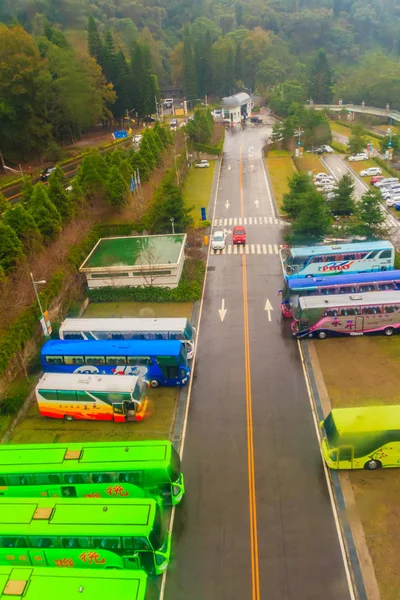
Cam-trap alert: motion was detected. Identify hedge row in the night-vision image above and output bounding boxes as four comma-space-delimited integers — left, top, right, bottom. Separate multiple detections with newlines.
87, 259, 205, 303
330, 140, 347, 153
193, 139, 224, 155
374, 157, 400, 178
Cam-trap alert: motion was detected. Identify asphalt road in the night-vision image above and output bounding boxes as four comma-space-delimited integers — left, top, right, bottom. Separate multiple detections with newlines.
165, 120, 352, 600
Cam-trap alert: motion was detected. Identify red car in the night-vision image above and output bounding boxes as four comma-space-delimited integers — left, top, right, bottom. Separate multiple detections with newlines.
370, 175, 384, 185
232, 226, 247, 244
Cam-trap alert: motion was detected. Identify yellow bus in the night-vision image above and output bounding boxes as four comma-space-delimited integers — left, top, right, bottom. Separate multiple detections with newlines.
320, 405, 400, 469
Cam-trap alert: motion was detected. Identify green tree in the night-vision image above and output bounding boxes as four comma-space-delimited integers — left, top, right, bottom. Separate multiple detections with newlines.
131, 42, 158, 121
380, 135, 400, 156
21, 176, 34, 203
106, 165, 128, 210
101, 30, 117, 85
3, 204, 43, 254
347, 124, 367, 155
147, 181, 193, 233
87, 16, 102, 64
307, 48, 334, 104
0, 193, 9, 214
186, 108, 214, 143
183, 25, 197, 99
139, 134, 157, 170
281, 172, 313, 218
330, 174, 355, 216
28, 184, 62, 243
351, 188, 388, 239
48, 171, 73, 220
235, 42, 244, 84
77, 153, 108, 201
291, 189, 332, 244
0, 221, 24, 274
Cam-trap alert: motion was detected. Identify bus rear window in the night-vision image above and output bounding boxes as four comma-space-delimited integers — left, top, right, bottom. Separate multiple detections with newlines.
46, 356, 64, 365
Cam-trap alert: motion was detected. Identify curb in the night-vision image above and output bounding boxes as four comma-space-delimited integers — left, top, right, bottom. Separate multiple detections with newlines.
300, 339, 368, 600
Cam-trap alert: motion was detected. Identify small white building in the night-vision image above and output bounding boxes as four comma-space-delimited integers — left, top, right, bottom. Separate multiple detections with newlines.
80, 234, 186, 289
221, 93, 253, 124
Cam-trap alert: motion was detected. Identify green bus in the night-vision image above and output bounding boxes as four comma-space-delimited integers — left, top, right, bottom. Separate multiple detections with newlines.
0, 441, 184, 506
0, 497, 171, 575
320, 405, 400, 470
0, 567, 158, 600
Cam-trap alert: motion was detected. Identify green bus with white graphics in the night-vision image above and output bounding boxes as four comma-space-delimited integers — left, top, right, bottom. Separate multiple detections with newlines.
0, 567, 158, 600
321, 406, 400, 470
0, 441, 184, 506
0, 497, 170, 575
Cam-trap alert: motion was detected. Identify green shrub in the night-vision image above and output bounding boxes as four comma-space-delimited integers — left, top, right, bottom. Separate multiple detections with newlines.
395, 250, 400, 270
0, 379, 31, 416
330, 140, 347, 153
374, 157, 400, 178
66, 301, 81, 318
196, 219, 211, 229
87, 259, 205, 303
193, 139, 224, 155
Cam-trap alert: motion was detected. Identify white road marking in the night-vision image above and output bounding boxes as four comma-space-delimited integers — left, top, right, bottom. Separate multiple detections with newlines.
246, 245, 249, 254
268, 244, 273, 254
218, 298, 227, 322
228, 245, 232, 254
244, 217, 247, 225
274, 244, 279, 254
234, 245, 238, 254
262, 244, 267, 254
256, 244, 261, 254
228, 217, 232, 226
224, 218, 227, 226
254, 217, 258, 224
249, 217, 253, 225
264, 299, 274, 322
250, 244, 255, 253
240, 245, 244, 254
234, 218, 237, 225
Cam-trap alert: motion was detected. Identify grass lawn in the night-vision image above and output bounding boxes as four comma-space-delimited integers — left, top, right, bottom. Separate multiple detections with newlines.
9, 387, 178, 444
374, 124, 400, 136
330, 122, 351, 137
347, 158, 391, 185
84, 301, 194, 319
265, 156, 295, 213
267, 148, 292, 157
314, 335, 400, 599
295, 153, 327, 175
185, 160, 216, 224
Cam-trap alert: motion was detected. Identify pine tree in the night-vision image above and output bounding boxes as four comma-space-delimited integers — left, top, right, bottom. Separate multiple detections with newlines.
235, 42, 244, 84
21, 176, 34, 203
106, 165, 128, 210
102, 30, 117, 84
77, 153, 108, 200
87, 16, 102, 65
203, 31, 213, 95
282, 172, 313, 218
308, 48, 334, 104
330, 174, 355, 216
28, 184, 62, 243
183, 25, 197, 100
351, 189, 388, 239
3, 204, 43, 254
139, 133, 157, 170
223, 45, 236, 96
348, 124, 367, 155
112, 50, 133, 120
48, 172, 73, 221
0, 221, 24, 274
0, 192, 8, 214
147, 182, 194, 233
131, 42, 158, 121
291, 189, 332, 244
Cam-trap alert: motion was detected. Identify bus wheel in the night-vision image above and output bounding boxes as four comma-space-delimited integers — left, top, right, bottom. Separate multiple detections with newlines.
364, 459, 382, 470
384, 327, 395, 336
317, 331, 327, 339
64, 415, 74, 421
150, 379, 160, 388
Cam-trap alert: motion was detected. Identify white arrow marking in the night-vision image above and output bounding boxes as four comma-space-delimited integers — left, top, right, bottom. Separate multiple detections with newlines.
225, 200, 230, 209
248, 146, 254, 153
250, 165, 255, 171
219, 299, 227, 322
223, 229, 232, 236
254, 199, 260, 208
227, 165, 231, 171
265, 299, 273, 322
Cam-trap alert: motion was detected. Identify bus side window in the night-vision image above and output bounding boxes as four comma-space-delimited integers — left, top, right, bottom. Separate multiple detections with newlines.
366, 250, 379, 259
323, 310, 337, 317
378, 283, 395, 290
85, 356, 105, 366
134, 537, 151, 550
105, 356, 127, 366
62, 537, 81, 548
321, 287, 334, 295
30, 537, 57, 548
91, 473, 112, 483
118, 471, 143, 484
57, 390, 77, 402
385, 305, 400, 313
93, 537, 121, 550
64, 356, 84, 366
63, 474, 85, 484
379, 250, 392, 259
0, 477, 6, 486
64, 334, 83, 340
7, 475, 34, 486
127, 356, 152, 366
0, 537, 26, 548
45, 356, 64, 365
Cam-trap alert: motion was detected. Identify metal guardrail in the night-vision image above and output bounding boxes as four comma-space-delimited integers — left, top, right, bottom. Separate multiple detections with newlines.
307, 104, 400, 123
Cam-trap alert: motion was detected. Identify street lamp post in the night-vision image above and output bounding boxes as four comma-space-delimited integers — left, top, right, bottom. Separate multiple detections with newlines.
170, 218, 175, 234
30, 273, 49, 338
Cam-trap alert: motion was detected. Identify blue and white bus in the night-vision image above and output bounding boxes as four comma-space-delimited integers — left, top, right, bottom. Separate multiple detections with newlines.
281, 241, 394, 281
280, 269, 400, 318
41, 340, 190, 388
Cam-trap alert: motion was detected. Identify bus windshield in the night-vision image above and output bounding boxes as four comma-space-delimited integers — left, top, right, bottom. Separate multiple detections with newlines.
149, 505, 166, 551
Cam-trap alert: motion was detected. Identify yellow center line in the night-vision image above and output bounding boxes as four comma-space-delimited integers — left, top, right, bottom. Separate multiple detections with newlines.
241, 152, 260, 598
240, 146, 244, 217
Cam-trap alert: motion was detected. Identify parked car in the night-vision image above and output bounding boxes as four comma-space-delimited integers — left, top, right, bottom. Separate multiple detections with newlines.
348, 153, 368, 162
360, 167, 382, 177
370, 175, 385, 185
317, 178, 335, 186
314, 147, 324, 154
195, 160, 209, 169
40, 167, 56, 182
232, 226, 247, 244
314, 172, 330, 180
143, 116, 156, 123
250, 116, 262, 124
133, 134, 142, 144
326, 192, 336, 201
322, 185, 337, 192
170, 119, 178, 128
321, 145, 334, 153
211, 230, 225, 251
386, 195, 400, 207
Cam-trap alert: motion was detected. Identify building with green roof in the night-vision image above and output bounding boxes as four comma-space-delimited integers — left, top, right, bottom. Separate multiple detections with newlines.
80, 234, 186, 289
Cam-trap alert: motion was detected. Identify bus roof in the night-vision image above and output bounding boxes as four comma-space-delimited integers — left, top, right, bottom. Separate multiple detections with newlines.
0, 441, 173, 475
327, 406, 400, 434
0, 567, 147, 600
0, 498, 157, 537
36, 373, 142, 393
299, 290, 400, 310
287, 269, 400, 291
42, 339, 184, 357
60, 317, 190, 333
288, 241, 393, 258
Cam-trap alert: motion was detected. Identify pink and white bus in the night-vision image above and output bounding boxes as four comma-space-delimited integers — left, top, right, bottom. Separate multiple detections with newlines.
291, 291, 400, 339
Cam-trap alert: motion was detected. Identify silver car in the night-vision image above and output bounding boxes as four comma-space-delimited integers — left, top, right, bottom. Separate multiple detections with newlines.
211, 230, 225, 251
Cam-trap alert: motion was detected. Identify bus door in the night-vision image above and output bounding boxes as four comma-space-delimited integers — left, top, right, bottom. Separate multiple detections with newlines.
355, 316, 364, 333
112, 402, 126, 423
338, 446, 354, 468
29, 550, 49, 566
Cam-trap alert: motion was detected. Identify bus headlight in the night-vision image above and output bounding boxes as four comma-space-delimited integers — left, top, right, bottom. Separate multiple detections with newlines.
173, 485, 181, 496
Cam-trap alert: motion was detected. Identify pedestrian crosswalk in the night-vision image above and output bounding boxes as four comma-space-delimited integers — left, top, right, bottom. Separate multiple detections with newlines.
213, 216, 285, 227
210, 244, 284, 255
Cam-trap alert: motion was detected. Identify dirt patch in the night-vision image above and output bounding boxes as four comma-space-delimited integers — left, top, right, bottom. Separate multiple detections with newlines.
314, 337, 400, 407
